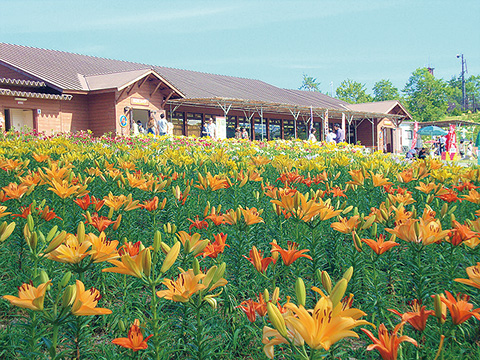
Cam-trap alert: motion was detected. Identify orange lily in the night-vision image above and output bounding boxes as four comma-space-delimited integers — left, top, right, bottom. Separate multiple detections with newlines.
46, 233, 91, 264
87, 232, 119, 263
388, 300, 435, 331
48, 179, 81, 199
199, 233, 229, 258
238, 299, 258, 322
176, 231, 209, 255
2, 182, 29, 200
462, 189, 480, 204
102, 247, 151, 278
205, 212, 225, 226
83, 212, 115, 233
331, 215, 360, 234
370, 172, 392, 187
103, 193, 127, 211
112, 319, 152, 351
156, 269, 206, 302
243, 246, 276, 273
362, 234, 399, 255
139, 196, 159, 211
439, 291, 480, 325
240, 207, 264, 225
187, 216, 209, 231
386, 218, 450, 246
195, 172, 230, 191
71, 280, 112, 316
447, 220, 478, 246
362, 323, 417, 360
346, 169, 367, 186
270, 241, 312, 266
74, 194, 105, 211
3, 280, 51, 311
455, 263, 480, 290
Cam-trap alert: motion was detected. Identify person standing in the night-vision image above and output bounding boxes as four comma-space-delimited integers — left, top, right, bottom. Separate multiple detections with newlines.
205, 119, 216, 139
235, 127, 242, 139
157, 113, 168, 136
326, 128, 336, 143
308, 128, 317, 142
333, 123, 345, 143
146, 114, 156, 135
241, 128, 249, 140
166, 120, 174, 136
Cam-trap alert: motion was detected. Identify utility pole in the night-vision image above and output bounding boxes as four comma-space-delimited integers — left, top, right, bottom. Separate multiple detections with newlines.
457, 54, 467, 110
330, 81, 334, 98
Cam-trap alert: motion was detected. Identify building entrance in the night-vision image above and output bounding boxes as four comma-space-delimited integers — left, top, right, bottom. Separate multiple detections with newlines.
4, 109, 34, 131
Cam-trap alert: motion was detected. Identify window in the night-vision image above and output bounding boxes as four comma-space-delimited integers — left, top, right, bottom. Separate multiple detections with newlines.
226, 115, 237, 138
284, 120, 295, 140
254, 117, 267, 141
406, 130, 413, 140
269, 119, 282, 140
168, 111, 184, 136
187, 113, 202, 137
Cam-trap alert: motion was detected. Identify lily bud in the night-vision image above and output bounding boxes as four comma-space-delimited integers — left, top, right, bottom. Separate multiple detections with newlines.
370, 223, 377, 238
440, 203, 448, 218
60, 272, 72, 287
361, 215, 375, 230
0, 221, 16, 242
203, 266, 217, 289
295, 278, 306, 307
426, 193, 434, 204
86, 211, 93, 224
321, 270, 332, 294
160, 241, 170, 254
434, 294, 446, 324
43, 231, 67, 254
77, 222, 85, 243
204, 295, 217, 309
342, 205, 353, 214
263, 289, 270, 302
352, 231, 363, 252
450, 213, 456, 226
212, 262, 226, 284
107, 207, 114, 220
192, 257, 200, 275
267, 302, 288, 338
62, 284, 76, 307
118, 320, 126, 333
143, 249, 152, 277
46, 225, 58, 242
271, 287, 280, 303
39, 270, 49, 285
330, 278, 348, 307
160, 241, 180, 273
113, 214, 122, 230
27, 214, 35, 232
153, 231, 162, 253
342, 266, 354, 282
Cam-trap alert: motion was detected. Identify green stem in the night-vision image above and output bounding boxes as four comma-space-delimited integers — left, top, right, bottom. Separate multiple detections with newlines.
52, 322, 59, 355
195, 302, 204, 360
151, 282, 161, 360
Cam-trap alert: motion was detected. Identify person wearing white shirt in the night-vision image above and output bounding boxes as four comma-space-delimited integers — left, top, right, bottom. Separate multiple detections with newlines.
308, 129, 317, 142
326, 129, 336, 143
205, 119, 216, 139
156, 113, 168, 136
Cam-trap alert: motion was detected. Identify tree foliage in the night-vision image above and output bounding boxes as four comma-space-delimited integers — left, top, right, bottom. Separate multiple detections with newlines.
372, 79, 400, 102
403, 68, 448, 122
335, 79, 372, 104
299, 74, 321, 92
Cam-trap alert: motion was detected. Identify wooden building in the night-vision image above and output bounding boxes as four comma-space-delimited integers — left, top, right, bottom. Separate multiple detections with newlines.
0, 43, 410, 151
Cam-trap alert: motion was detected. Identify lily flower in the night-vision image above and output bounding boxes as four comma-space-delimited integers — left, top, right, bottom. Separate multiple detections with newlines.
388, 300, 434, 332
270, 241, 312, 266
447, 220, 478, 246
455, 262, 480, 290
3, 280, 51, 311
243, 246, 276, 273
87, 232, 119, 263
139, 196, 159, 212
46, 233, 91, 264
462, 189, 480, 204
71, 280, 112, 316
362, 234, 399, 255
47, 179, 81, 199
331, 215, 360, 234
187, 216, 209, 231
439, 291, 480, 325
102, 247, 151, 278
362, 322, 417, 360
240, 207, 264, 225
2, 182, 29, 200
112, 319, 152, 351
156, 269, 206, 302
238, 299, 258, 322
199, 233, 229, 258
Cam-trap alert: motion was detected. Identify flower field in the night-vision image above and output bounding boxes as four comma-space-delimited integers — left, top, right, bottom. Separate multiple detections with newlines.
1, 130, 480, 359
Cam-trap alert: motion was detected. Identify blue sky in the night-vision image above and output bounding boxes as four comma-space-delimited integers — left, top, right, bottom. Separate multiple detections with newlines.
1, 0, 479, 95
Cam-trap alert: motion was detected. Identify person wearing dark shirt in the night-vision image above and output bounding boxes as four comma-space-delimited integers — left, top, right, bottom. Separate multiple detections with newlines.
333, 123, 345, 143
418, 148, 427, 159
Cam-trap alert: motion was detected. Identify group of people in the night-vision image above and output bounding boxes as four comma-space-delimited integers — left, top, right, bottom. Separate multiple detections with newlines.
132, 113, 173, 136
235, 127, 249, 140
406, 147, 428, 160
308, 123, 345, 143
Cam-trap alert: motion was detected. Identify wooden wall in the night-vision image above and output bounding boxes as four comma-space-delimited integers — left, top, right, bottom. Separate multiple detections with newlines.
87, 92, 116, 136
0, 63, 33, 81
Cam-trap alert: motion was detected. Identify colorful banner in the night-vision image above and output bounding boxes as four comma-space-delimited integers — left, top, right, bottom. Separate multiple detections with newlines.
323, 110, 329, 141
446, 124, 457, 156
411, 121, 418, 150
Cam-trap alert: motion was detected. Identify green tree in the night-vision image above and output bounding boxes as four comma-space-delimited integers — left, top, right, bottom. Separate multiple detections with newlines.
299, 74, 321, 92
447, 75, 480, 112
372, 79, 399, 101
403, 68, 448, 122
336, 79, 372, 104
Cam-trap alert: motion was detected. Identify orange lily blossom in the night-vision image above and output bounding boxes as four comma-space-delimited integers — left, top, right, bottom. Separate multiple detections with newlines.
238, 299, 258, 322
331, 215, 360, 234
205, 212, 225, 226
243, 246, 276, 273
83, 212, 116, 233
386, 218, 450, 246
2, 182, 29, 200
346, 169, 367, 186
112, 319, 152, 351
447, 220, 478, 246
47, 179, 81, 199
74, 194, 105, 211
187, 216, 208, 231
139, 196, 159, 211
195, 172, 230, 191
39, 206, 62, 222
362, 322, 417, 360
270, 241, 312, 266
362, 234, 399, 255
439, 291, 480, 325
199, 233, 229, 258
71, 280, 112, 316
176, 231, 209, 255
86, 232, 119, 263
370, 172, 392, 187
461, 189, 480, 204
156, 269, 207, 302
455, 263, 480, 290
388, 300, 435, 332
3, 280, 52, 311
12, 206, 30, 219
102, 247, 151, 278
46, 233, 91, 264
119, 241, 141, 256
415, 181, 440, 194
284, 295, 372, 351
103, 193, 127, 211
240, 206, 264, 225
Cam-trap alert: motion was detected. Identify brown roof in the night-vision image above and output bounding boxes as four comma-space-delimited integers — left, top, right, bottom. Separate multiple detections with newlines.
0, 43, 405, 118
347, 100, 412, 119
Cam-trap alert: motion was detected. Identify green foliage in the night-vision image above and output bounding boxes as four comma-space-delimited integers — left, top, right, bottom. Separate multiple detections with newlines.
299, 74, 321, 92
372, 79, 400, 102
336, 79, 373, 104
403, 67, 449, 122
